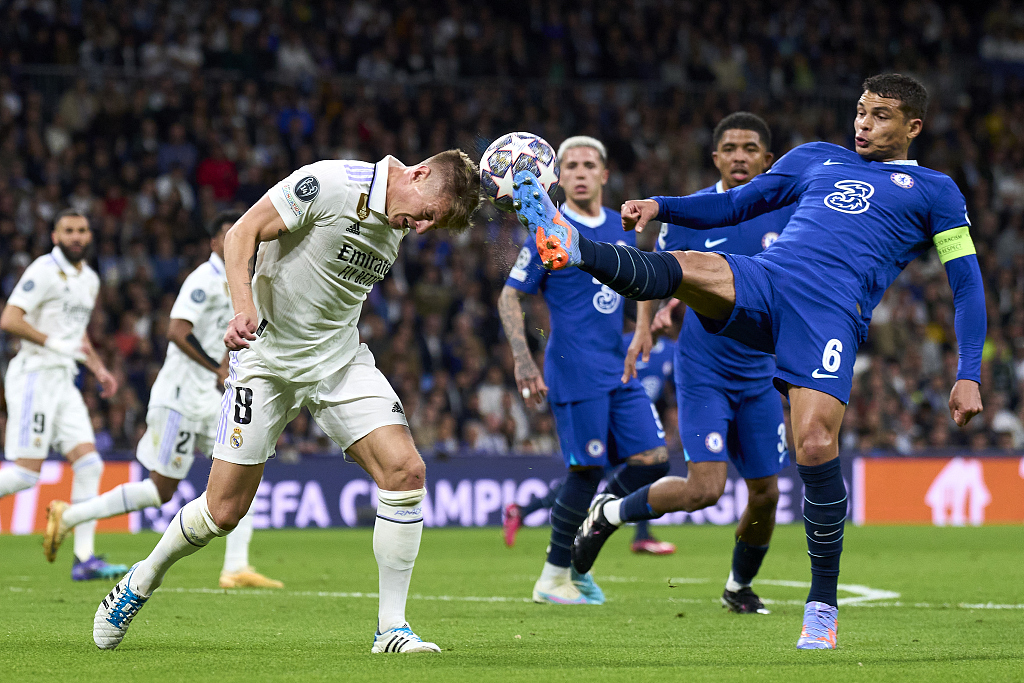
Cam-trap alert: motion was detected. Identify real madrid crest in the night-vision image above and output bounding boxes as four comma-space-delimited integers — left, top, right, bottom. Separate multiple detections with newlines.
230, 428, 243, 449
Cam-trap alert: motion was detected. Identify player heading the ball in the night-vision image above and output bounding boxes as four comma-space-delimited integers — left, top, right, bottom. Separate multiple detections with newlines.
94, 150, 481, 653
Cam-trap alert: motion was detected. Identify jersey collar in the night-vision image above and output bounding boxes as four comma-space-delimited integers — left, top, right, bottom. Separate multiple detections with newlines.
881, 159, 918, 166
715, 180, 726, 194
49, 245, 80, 276
208, 252, 225, 278
367, 156, 391, 222
560, 203, 606, 228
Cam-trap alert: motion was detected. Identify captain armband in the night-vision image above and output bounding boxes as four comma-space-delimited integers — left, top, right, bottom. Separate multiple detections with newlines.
933, 226, 976, 264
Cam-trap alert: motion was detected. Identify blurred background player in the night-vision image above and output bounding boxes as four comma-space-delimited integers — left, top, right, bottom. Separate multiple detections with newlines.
498, 136, 671, 605
622, 113, 795, 614
43, 212, 283, 590
0, 209, 126, 581
94, 149, 480, 653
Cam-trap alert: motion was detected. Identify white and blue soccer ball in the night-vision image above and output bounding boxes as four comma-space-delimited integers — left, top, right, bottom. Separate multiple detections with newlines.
480, 131, 559, 212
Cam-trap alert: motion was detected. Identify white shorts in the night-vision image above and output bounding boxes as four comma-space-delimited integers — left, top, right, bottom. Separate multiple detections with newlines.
212, 344, 408, 466
4, 366, 95, 460
136, 406, 219, 479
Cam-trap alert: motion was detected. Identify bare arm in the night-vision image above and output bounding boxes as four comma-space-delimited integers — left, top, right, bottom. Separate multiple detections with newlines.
497, 285, 547, 407
81, 336, 118, 399
168, 318, 229, 386
223, 195, 289, 350
623, 299, 657, 383
0, 304, 49, 347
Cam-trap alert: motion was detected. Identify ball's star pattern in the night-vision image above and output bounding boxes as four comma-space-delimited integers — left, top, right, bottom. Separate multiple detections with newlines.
491, 165, 516, 203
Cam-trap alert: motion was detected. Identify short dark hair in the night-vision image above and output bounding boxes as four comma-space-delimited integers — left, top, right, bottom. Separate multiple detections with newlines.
862, 73, 929, 121
52, 208, 87, 231
712, 112, 772, 151
207, 211, 242, 237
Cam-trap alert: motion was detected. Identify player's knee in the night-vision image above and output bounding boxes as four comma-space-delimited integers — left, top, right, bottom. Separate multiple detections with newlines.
385, 453, 426, 491
206, 497, 245, 531
746, 478, 780, 512
795, 423, 838, 465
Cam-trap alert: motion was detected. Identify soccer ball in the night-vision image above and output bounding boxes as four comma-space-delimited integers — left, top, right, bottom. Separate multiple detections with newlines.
480, 132, 559, 212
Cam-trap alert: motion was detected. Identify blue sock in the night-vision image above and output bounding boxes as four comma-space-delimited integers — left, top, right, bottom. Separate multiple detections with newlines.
521, 481, 562, 518
605, 462, 670, 540
731, 539, 770, 586
578, 237, 683, 301
798, 459, 846, 607
605, 461, 670, 498
619, 484, 659, 522
546, 468, 602, 567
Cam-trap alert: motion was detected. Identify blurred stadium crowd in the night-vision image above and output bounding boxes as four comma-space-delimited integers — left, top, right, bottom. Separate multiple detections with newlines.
0, 0, 1021, 458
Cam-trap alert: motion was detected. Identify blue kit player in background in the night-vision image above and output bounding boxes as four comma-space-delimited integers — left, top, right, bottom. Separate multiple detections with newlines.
624, 329, 674, 411
512, 74, 985, 646
621, 113, 795, 615
498, 136, 671, 604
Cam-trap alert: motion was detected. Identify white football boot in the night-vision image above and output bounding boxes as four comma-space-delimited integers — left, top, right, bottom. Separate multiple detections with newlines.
371, 624, 441, 653
93, 563, 150, 649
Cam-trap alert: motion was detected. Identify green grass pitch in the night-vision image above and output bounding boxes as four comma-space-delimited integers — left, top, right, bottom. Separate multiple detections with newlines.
2, 524, 1022, 682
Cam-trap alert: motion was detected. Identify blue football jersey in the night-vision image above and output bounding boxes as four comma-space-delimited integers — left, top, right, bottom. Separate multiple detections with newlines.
623, 331, 675, 402
506, 205, 634, 403
657, 182, 795, 382
743, 142, 967, 321
656, 142, 971, 323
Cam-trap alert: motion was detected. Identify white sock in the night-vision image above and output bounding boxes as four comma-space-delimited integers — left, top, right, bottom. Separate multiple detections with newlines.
0, 464, 40, 497
539, 561, 571, 583
64, 479, 162, 527
131, 492, 228, 596
374, 489, 425, 633
725, 570, 749, 592
222, 508, 254, 574
603, 498, 624, 527
70, 452, 103, 562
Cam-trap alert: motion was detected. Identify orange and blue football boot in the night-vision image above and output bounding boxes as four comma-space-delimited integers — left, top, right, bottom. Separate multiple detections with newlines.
512, 170, 581, 270
796, 601, 838, 649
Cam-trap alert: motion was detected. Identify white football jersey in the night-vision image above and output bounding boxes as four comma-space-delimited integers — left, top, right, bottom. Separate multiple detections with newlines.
6, 247, 99, 374
148, 254, 233, 420
260, 157, 408, 382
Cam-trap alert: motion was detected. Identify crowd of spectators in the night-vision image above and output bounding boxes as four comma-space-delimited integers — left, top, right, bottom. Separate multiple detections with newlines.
0, 0, 1021, 459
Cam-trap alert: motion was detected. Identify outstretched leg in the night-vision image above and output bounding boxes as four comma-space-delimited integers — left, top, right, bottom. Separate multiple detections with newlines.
572, 461, 725, 574
513, 170, 735, 316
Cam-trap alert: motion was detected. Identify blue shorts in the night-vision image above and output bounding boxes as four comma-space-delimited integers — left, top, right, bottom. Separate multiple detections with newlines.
550, 382, 666, 468
676, 377, 789, 480
696, 254, 868, 404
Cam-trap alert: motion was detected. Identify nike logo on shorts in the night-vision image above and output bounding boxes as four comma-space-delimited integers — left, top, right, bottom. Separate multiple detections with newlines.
704, 237, 728, 248
823, 160, 843, 165
812, 369, 839, 379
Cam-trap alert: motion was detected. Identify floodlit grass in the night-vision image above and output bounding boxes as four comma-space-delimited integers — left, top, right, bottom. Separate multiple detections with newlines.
2, 524, 1022, 682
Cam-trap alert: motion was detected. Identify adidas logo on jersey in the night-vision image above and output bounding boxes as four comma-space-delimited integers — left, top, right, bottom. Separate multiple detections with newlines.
347, 223, 361, 235
392, 402, 404, 414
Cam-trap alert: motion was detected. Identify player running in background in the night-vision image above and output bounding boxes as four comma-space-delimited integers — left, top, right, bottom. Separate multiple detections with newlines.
503, 328, 674, 554
0, 210, 126, 581
93, 150, 481, 653
513, 74, 985, 648
498, 136, 671, 605
620, 113, 795, 615
44, 212, 283, 590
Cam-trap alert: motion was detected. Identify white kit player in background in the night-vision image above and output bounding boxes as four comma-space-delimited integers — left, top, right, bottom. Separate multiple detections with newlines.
44, 213, 283, 590
93, 149, 482, 653
0, 209, 127, 581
